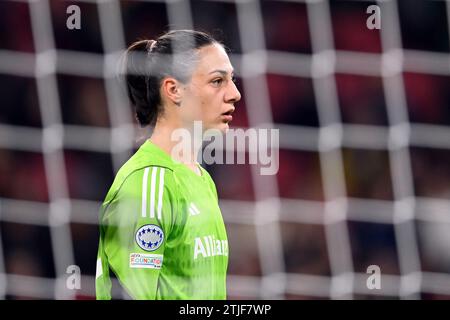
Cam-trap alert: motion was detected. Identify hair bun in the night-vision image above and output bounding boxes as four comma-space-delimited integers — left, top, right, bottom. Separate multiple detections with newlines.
147, 40, 157, 52
124, 39, 153, 125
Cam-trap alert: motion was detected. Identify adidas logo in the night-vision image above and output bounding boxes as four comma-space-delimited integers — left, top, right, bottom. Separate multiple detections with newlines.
188, 203, 200, 216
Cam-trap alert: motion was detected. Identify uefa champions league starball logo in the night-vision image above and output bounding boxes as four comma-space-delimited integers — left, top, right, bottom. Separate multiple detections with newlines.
135, 224, 164, 251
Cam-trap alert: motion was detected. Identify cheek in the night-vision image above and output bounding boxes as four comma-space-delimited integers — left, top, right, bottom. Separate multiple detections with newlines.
199, 100, 212, 121
199, 93, 221, 117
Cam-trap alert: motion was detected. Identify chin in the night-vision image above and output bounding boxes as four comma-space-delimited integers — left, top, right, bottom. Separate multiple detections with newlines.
217, 122, 230, 134
204, 122, 230, 135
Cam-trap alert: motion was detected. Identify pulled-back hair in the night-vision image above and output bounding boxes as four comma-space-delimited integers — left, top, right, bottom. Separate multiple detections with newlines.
123, 30, 220, 126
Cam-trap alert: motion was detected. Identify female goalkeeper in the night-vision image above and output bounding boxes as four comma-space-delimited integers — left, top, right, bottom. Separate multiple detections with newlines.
95, 30, 241, 300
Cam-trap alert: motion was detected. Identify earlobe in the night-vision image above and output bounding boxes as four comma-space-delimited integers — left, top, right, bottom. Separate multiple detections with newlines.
173, 86, 182, 107
174, 83, 184, 107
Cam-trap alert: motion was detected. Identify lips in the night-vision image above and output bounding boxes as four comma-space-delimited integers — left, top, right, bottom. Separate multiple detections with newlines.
221, 107, 235, 123
221, 114, 233, 122
221, 107, 235, 116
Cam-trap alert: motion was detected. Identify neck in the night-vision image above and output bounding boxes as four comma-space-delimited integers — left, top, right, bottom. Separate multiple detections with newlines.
149, 118, 203, 172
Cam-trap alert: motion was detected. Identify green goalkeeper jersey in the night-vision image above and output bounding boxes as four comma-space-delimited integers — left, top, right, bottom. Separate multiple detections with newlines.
95, 140, 229, 300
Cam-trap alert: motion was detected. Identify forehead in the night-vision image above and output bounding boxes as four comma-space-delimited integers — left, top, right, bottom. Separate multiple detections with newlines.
193, 43, 234, 76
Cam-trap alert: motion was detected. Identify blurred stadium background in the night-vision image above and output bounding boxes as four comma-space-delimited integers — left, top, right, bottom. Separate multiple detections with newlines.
0, 0, 449, 300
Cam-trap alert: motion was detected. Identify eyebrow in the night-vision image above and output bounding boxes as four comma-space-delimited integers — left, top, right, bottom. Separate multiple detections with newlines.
208, 69, 234, 76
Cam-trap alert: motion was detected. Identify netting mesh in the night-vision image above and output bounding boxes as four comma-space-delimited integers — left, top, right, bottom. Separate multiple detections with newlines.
0, 0, 449, 299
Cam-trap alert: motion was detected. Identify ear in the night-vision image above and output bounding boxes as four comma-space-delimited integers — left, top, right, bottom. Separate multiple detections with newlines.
161, 77, 182, 106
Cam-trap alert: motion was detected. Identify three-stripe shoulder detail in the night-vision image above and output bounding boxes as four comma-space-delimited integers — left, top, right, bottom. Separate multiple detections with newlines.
141, 167, 166, 219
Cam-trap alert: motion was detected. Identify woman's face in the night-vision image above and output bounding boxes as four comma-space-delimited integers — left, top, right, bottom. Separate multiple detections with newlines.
179, 43, 241, 133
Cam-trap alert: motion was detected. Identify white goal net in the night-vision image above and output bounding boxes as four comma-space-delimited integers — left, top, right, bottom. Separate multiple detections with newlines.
0, 0, 449, 299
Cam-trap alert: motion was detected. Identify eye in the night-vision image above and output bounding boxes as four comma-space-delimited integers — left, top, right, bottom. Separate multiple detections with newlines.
231, 76, 237, 84
211, 78, 224, 86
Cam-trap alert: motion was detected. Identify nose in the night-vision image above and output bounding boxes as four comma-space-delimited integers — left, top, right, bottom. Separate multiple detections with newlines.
225, 79, 241, 104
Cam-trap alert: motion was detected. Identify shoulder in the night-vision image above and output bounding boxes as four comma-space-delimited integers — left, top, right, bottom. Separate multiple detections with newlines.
113, 166, 178, 200
103, 143, 178, 204
101, 166, 180, 226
